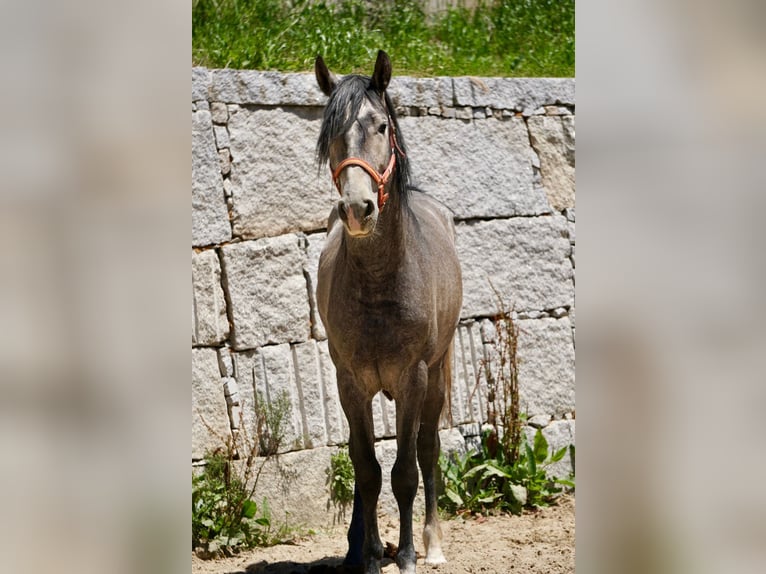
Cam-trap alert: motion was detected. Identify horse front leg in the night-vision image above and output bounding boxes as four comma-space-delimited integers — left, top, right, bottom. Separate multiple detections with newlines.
392, 361, 428, 574
337, 371, 383, 574
418, 360, 448, 565
343, 461, 364, 566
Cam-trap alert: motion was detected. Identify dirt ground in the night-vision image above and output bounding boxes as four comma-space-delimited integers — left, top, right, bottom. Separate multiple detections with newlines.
192, 495, 574, 574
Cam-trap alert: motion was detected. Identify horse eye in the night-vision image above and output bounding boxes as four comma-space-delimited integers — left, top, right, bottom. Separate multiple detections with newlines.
377, 122, 387, 134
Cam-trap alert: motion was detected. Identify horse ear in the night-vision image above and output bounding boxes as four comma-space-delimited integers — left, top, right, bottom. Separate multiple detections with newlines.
371, 50, 391, 93
315, 55, 337, 97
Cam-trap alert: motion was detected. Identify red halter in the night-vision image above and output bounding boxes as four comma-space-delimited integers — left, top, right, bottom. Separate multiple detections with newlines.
331, 120, 403, 212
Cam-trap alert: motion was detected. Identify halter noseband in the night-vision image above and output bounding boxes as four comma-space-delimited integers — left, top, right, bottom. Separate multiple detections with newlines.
331, 119, 402, 212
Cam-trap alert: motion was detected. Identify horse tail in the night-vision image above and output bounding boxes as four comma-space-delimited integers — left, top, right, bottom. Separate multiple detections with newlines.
440, 341, 454, 428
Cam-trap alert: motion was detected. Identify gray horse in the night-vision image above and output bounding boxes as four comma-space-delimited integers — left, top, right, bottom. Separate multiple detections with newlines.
315, 51, 463, 574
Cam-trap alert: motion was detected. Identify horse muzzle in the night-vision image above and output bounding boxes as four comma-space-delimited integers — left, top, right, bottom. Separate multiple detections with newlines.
338, 197, 377, 236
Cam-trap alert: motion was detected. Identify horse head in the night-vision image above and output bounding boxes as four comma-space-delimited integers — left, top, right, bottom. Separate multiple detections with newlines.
315, 50, 406, 238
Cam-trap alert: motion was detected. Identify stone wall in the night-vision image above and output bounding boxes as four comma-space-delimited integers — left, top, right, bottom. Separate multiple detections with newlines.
192, 68, 575, 525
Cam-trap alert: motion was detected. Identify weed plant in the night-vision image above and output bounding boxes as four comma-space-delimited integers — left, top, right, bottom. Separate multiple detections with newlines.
192, 0, 574, 77
192, 390, 293, 557
326, 447, 355, 522
438, 288, 575, 516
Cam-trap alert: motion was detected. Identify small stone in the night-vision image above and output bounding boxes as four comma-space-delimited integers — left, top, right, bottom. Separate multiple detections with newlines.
472, 108, 485, 119
228, 404, 241, 430
509, 484, 527, 506
217, 348, 234, 377
458, 422, 481, 438
195, 99, 210, 111
564, 207, 575, 222
419, 106, 428, 116
479, 319, 496, 344
545, 105, 572, 116
528, 414, 551, 428
223, 377, 239, 401
518, 310, 542, 320
455, 106, 473, 120
218, 148, 231, 176
213, 124, 229, 149
427, 107, 440, 116
211, 102, 228, 124
567, 221, 575, 244
502, 109, 514, 118
524, 106, 546, 117
485, 107, 493, 117
551, 307, 568, 318
441, 106, 456, 118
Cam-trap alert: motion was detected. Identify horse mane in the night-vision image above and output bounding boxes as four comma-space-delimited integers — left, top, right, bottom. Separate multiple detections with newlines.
316, 74, 412, 207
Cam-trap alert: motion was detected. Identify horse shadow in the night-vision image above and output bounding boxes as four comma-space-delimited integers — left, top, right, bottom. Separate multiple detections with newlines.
230, 556, 395, 574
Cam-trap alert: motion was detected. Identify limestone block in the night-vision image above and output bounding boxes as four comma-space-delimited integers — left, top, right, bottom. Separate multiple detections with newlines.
398, 116, 550, 219
192, 249, 228, 345
456, 216, 574, 317
241, 344, 305, 453
304, 232, 327, 340
192, 67, 210, 102
192, 110, 232, 246
258, 344, 307, 452
517, 318, 575, 419
244, 446, 337, 528
528, 115, 575, 211
192, 348, 229, 459
229, 350, 259, 440
210, 70, 326, 106
292, 341, 329, 448
317, 340, 348, 445
379, 391, 397, 438
453, 78, 575, 114
387, 76, 453, 109
227, 106, 336, 239
220, 235, 311, 350
372, 393, 386, 439
452, 322, 484, 425
245, 429, 463, 529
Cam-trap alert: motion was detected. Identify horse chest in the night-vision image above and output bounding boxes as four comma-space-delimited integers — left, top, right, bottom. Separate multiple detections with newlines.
327, 295, 432, 363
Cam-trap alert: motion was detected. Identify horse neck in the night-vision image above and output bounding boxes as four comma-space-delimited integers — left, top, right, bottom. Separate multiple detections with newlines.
342, 190, 410, 279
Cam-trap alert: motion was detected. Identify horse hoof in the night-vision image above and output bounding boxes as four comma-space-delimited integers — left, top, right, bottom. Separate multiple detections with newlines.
424, 552, 447, 565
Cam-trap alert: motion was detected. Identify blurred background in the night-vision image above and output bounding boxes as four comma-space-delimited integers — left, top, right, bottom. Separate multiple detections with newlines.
1, 0, 765, 572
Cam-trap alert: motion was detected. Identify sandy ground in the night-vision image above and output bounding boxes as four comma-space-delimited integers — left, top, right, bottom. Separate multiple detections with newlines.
192, 496, 574, 574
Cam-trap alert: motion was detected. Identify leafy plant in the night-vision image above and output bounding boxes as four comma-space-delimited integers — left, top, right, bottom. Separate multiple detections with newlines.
439, 427, 573, 516
326, 447, 355, 521
192, 389, 293, 557
192, 449, 273, 556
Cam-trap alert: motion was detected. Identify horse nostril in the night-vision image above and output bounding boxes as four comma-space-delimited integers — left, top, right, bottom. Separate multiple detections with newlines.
364, 200, 375, 218
338, 201, 348, 220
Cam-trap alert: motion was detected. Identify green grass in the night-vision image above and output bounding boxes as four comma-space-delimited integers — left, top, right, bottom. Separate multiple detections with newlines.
192, 0, 574, 77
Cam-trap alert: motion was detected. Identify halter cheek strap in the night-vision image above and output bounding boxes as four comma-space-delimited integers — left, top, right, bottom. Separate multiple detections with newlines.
332, 154, 395, 211
331, 119, 402, 212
